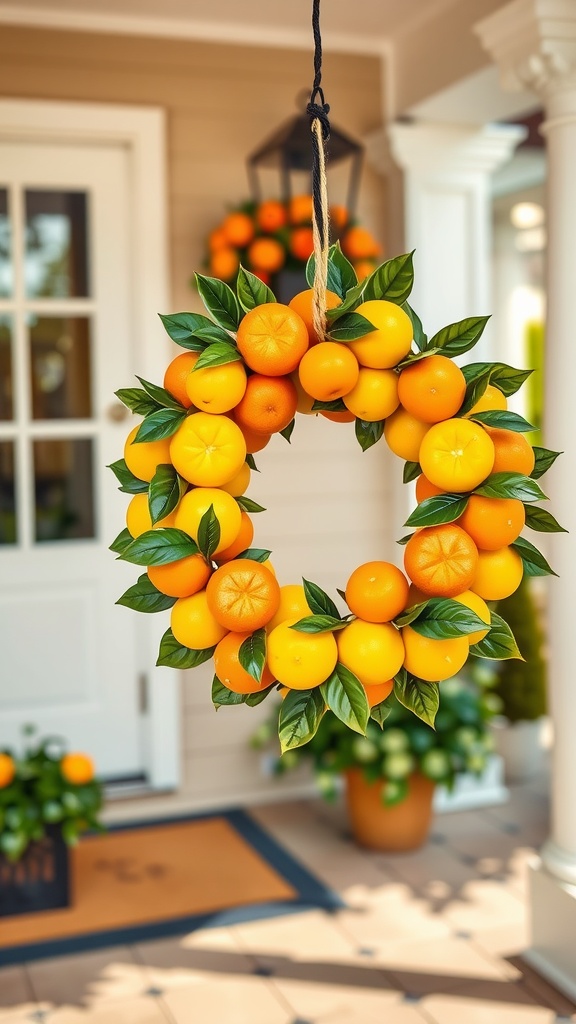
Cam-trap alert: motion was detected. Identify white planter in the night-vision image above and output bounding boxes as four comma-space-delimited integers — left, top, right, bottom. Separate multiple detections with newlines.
434, 754, 509, 813
491, 717, 551, 783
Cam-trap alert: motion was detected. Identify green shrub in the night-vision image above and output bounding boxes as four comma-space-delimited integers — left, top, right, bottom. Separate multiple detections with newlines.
493, 577, 547, 722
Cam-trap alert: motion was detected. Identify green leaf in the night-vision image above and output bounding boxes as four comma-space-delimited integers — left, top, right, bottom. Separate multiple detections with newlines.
235, 547, 272, 562
329, 242, 358, 296
471, 410, 535, 433
236, 496, 266, 513
238, 628, 267, 683
115, 387, 160, 416
311, 398, 347, 412
108, 459, 148, 494
290, 614, 348, 633
532, 447, 562, 479
408, 597, 488, 639
302, 578, 340, 619
306, 251, 342, 299
320, 664, 369, 734
362, 251, 414, 305
109, 528, 133, 555
405, 493, 469, 528
195, 273, 241, 332
120, 528, 199, 566
474, 472, 546, 502
134, 408, 186, 443
355, 418, 384, 452
212, 674, 246, 707
469, 611, 522, 661
136, 376, 187, 412
524, 505, 567, 533
159, 311, 231, 348
512, 535, 558, 577
394, 669, 439, 726
428, 316, 490, 357
197, 504, 221, 560
245, 685, 275, 707
370, 695, 394, 727
116, 574, 176, 613
193, 341, 242, 371
328, 312, 374, 342
403, 461, 421, 484
246, 454, 259, 472
458, 365, 492, 415
148, 464, 184, 526
325, 278, 366, 319
396, 533, 415, 546
394, 601, 429, 628
278, 688, 325, 753
157, 629, 215, 668
280, 419, 295, 443
402, 302, 426, 351
236, 265, 276, 311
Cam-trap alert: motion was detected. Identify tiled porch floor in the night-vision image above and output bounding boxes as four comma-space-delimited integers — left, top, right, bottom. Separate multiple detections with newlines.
2, 776, 575, 1024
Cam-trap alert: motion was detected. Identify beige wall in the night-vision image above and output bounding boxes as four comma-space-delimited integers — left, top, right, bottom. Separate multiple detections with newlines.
0, 26, 395, 808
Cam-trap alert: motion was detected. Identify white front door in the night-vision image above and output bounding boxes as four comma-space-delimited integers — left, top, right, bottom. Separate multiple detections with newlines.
0, 138, 148, 780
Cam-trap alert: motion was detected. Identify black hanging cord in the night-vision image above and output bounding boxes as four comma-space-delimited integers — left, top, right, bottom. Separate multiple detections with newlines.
307, 0, 331, 248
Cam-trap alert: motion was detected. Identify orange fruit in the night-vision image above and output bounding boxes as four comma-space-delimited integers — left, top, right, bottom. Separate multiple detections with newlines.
384, 408, 429, 462
404, 524, 479, 598
345, 561, 409, 623
419, 418, 495, 492
170, 412, 246, 486
215, 510, 254, 562
237, 423, 272, 454
124, 425, 172, 483
0, 752, 15, 789
209, 228, 228, 252
257, 200, 287, 233
247, 237, 285, 274
207, 559, 280, 632
237, 303, 309, 376
214, 631, 275, 694
148, 553, 211, 598
459, 495, 525, 551
267, 584, 312, 633
486, 428, 535, 476
163, 351, 199, 408
171, 589, 228, 649
61, 753, 94, 785
288, 288, 342, 346
267, 619, 337, 689
125, 493, 177, 538
452, 590, 491, 645
290, 227, 314, 262
470, 546, 524, 601
415, 475, 445, 503
298, 342, 359, 402
337, 620, 405, 687
175, 487, 242, 556
342, 226, 381, 260
467, 384, 508, 416
354, 260, 377, 282
289, 194, 313, 224
186, 361, 247, 414
234, 374, 297, 435
321, 410, 356, 422
222, 211, 254, 248
220, 461, 251, 497
397, 355, 466, 424
363, 680, 394, 707
343, 367, 399, 421
350, 300, 413, 369
402, 627, 469, 682
329, 204, 349, 230
209, 247, 239, 281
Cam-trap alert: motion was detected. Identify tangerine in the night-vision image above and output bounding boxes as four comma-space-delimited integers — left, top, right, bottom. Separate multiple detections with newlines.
214, 631, 275, 694
363, 679, 394, 707
384, 408, 429, 462
342, 226, 381, 260
234, 374, 297, 435
349, 300, 412, 369
171, 589, 228, 649
470, 546, 524, 601
267, 619, 338, 688
247, 237, 285, 274
256, 200, 287, 233
0, 753, 15, 789
402, 627, 469, 682
342, 367, 399, 421
337, 620, 405, 687
170, 412, 246, 486
419, 418, 495, 492
298, 342, 360, 402
219, 461, 251, 497
290, 227, 315, 261
209, 247, 239, 281
163, 351, 199, 408
186, 360, 247, 414
175, 487, 242, 557
397, 355, 466, 424
415, 475, 445, 503
61, 753, 94, 785
452, 590, 491, 644
345, 561, 409, 623
236, 303, 309, 376
467, 384, 508, 416
486, 427, 535, 476
459, 495, 525, 550
215, 510, 254, 562
126, 493, 177, 538
267, 584, 312, 632
124, 425, 172, 483
222, 211, 254, 248
288, 288, 342, 346
404, 524, 479, 598
206, 559, 281, 631
148, 553, 211, 598
289, 195, 313, 224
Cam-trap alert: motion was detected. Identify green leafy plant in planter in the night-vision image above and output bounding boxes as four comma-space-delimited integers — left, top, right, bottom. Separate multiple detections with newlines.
492, 576, 547, 722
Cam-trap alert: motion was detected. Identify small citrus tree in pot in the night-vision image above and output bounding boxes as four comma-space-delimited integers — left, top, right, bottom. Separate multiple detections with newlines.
252, 676, 496, 852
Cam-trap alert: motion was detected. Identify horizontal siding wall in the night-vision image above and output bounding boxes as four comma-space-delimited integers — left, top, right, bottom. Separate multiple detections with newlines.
0, 26, 397, 808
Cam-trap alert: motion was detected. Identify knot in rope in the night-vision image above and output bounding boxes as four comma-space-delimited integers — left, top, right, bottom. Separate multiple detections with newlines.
307, 98, 331, 142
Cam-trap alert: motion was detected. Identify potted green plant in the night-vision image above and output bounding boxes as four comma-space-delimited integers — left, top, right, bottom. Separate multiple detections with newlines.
0, 729, 104, 916
252, 677, 496, 852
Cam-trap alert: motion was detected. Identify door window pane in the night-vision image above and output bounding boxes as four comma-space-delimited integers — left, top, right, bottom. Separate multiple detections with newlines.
29, 316, 92, 420
33, 438, 95, 542
0, 189, 11, 298
0, 441, 16, 545
0, 316, 13, 421
25, 190, 89, 298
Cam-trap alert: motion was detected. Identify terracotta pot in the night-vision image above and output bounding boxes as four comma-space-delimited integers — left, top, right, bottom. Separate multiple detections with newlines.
345, 769, 436, 852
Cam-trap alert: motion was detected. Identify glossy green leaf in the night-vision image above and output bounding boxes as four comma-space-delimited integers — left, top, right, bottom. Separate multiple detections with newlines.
362, 251, 414, 305
193, 341, 242, 371
245, 685, 275, 707
159, 311, 231, 348
280, 419, 295, 443
402, 302, 427, 351
468, 611, 522, 661
328, 312, 375, 342
109, 527, 134, 555
290, 614, 348, 633
133, 408, 186, 443
355, 418, 384, 451
474, 472, 546, 502
370, 694, 395, 727
320, 664, 369, 734
120, 528, 199, 566
236, 496, 266, 513
278, 688, 325, 752
212, 675, 246, 707
408, 597, 488, 639
197, 504, 221, 560
148, 464, 184, 525
236, 547, 272, 562
157, 629, 215, 669
236, 265, 276, 311
405, 493, 469, 528
107, 459, 149, 494
115, 387, 160, 416
393, 669, 439, 727
531, 446, 562, 479
428, 316, 490, 357
117, 574, 176, 613
302, 578, 340, 619
394, 601, 429, 627
396, 532, 415, 546
311, 397, 347, 412
524, 505, 567, 533
136, 376, 187, 412
238, 628, 267, 683
512, 536, 558, 577
403, 461, 421, 484
195, 273, 241, 332
471, 409, 535, 433
246, 454, 260, 472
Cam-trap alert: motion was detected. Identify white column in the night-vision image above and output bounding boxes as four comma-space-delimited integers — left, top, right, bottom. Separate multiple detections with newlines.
477, 0, 576, 999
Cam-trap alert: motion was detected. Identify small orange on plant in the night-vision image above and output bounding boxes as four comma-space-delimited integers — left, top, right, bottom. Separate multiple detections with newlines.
124, 425, 172, 483
415, 474, 445, 503
186, 360, 247, 414
345, 561, 409, 623
208, 227, 228, 251
342, 225, 381, 260
404, 524, 479, 598
384, 408, 429, 462
148, 553, 211, 599
452, 590, 491, 644
214, 631, 275, 694
288, 288, 342, 346
206, 558, 281, 632
354, 260, 377, 282
267, 619, 338, 688
267, 584, 312, 632
363, 679, 394, 707
419, 418, 495, 492
298, 342, 360, 402
221, 211, 254, 248
61, 753, 94, 786
215, 511, 254, 563
350, 300, 413, 369
163, 351, 199, 408
234, 374, 297, 435
290, 227, 314, 262
209, 247, 239, 282
170, 412, 246, 487
321, 410, 356, 422
397, 354, 466, 424
0, 752, 15, 789
175, 487, 242, 557
257, 199, 287, 233
486, 427, 535, 476
289, 194, 313, 224
401, 627, 469, 682
329, 204, 348, 231
237, 422, 272, 454
236, 303, 309, 376
220, 461, 251, 497
171, 589, 228, 649
470, 546, 524, 601
467, 384, 508, 416
126, 493, 177, 538
337, 619, 405, 687
459, 495, 525, 551
343, 367, 399, 422
247, 237, 284, 274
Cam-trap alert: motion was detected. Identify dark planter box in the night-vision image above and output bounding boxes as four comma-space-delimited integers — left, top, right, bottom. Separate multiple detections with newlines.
0, 827, 70, 917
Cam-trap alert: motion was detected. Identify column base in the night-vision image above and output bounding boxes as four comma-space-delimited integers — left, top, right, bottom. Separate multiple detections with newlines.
526, 858, 576, 1002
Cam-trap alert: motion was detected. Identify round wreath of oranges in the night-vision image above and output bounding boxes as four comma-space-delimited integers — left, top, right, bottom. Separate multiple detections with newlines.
110, 246, 563, 753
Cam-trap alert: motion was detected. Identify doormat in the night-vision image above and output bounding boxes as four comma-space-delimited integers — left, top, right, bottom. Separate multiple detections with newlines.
0, 809, 341, 965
